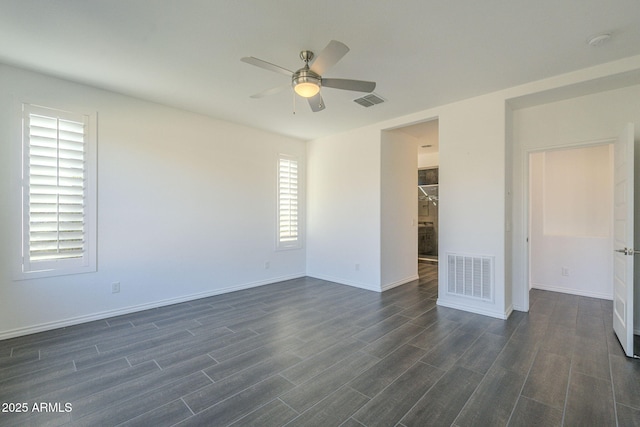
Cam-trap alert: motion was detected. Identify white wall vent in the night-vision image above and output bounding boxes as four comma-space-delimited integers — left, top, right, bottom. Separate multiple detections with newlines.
446, 253, 494, 301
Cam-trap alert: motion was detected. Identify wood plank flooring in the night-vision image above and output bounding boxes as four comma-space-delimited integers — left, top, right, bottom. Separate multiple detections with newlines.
1, 261, 639, 426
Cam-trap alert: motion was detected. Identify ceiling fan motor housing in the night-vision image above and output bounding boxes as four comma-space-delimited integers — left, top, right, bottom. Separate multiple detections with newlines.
292, 68, 321, 89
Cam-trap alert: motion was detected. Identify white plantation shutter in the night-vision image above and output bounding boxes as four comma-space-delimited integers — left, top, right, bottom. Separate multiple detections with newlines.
278, 155, 300, 248
20, 104, 96, 277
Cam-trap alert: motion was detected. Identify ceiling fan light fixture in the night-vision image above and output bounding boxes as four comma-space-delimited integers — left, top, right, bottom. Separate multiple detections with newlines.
292, 69, 321, 98
294, 81, 320, 97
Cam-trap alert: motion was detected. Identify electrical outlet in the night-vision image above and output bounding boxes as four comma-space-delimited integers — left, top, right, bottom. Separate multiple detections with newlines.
264, 261, 270, 269
111, 282, 120, 293
355, 263, 360, 271
561, 267, 569, 277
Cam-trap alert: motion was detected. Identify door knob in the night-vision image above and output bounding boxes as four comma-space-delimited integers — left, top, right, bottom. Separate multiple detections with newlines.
614, 248, 640, 255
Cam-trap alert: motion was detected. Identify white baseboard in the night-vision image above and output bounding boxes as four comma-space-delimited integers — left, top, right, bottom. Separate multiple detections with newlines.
512, 304, 528, 312
531, 283, 613, 300
306, 273, 381, 292
436, 298, 509, 320
0, 273, 305, 341
380, 275, 420, 292
306, 273, 420, 293
504, 304, 514, 318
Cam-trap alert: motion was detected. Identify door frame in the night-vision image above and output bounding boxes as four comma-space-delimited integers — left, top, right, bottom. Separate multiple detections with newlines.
520, 137, 616, 312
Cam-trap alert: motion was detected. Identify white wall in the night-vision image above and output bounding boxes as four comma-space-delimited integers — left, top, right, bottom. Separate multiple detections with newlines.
380, 130, 419, 289
418, 152, 439, 168
529, 146, 613, 299
0, 64, 306, 339
307, 92, 510, 318
436, 93, 509, 317
417, 120, 439, 168
305, 127, 382, 290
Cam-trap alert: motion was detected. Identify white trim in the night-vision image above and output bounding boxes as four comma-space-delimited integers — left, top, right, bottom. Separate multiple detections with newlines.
0, 273, 306, 340
436, 298, 510, 319
306, 274, 420, 292
381, 275, 420, 291
306, 273, 381, 292
531, 283, 613, 301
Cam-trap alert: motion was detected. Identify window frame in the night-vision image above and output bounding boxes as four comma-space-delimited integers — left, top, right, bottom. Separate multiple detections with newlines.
276, 153, 302, 250
15, 103, 97, 280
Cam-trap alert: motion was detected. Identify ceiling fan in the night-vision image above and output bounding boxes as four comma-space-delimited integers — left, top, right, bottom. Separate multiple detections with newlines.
241, 40, 376, 112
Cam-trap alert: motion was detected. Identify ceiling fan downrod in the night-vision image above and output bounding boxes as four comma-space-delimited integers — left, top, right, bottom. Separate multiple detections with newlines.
292, 50, 321, 97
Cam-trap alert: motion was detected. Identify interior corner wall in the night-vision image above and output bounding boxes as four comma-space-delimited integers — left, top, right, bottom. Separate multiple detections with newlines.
0, 64, 306, 339
417, 121, 439, 168
306, 127, 382, 291
380, 130, 418, 290
418, 152, 440, 169
504, 106, 514, 312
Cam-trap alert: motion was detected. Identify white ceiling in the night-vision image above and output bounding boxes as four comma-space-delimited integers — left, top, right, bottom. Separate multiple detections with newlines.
1, 0, 639, 141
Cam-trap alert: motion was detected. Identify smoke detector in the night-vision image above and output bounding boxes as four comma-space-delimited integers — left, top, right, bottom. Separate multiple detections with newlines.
587, 33, 612, 47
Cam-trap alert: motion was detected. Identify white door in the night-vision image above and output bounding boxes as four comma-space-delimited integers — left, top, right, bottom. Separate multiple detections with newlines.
613, 123, 635, 357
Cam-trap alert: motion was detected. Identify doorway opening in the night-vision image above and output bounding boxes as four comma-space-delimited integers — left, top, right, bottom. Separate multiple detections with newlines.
528, 143, 614, 300
418, 167, 438, 262
522, 130, 637, 358
386, 118, 440, 265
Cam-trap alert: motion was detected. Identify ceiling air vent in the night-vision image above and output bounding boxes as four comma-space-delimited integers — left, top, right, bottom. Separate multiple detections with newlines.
353, 93, 385, 107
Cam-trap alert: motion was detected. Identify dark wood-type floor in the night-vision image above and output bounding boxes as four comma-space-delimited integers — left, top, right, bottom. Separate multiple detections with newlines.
1, 262, 639, 426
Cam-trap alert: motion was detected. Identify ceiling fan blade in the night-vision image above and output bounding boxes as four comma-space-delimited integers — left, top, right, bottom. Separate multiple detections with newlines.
307, 93, 325, 112
241, 56, 293, 77
310, 40, 349, 75
250, 84, 289, 99
322, 78, 376, 93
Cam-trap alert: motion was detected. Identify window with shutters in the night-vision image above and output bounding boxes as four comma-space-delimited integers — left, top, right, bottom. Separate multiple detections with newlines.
18, 104, 96, 279
277, 154, 300, 249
